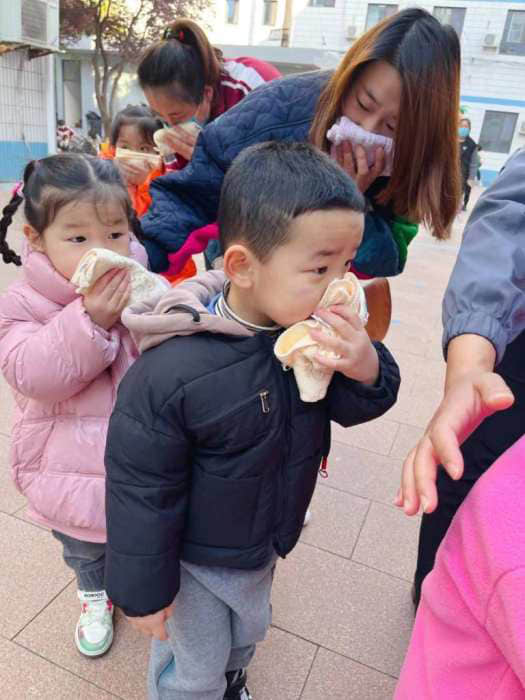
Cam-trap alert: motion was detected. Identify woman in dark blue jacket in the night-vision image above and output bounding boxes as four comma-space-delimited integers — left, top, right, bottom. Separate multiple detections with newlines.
140, 9, 461, 278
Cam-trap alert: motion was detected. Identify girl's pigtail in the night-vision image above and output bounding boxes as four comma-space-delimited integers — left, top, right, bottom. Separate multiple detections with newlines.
0, 189, 23, 266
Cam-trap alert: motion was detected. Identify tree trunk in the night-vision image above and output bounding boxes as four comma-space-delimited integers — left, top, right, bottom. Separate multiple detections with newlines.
92, 54, 112, 136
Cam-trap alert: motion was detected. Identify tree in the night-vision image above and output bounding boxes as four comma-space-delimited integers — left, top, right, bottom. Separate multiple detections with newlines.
60, 0, 212, 135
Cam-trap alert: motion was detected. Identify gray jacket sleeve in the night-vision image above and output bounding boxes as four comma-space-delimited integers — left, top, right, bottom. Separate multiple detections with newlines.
443, 148, 525, 365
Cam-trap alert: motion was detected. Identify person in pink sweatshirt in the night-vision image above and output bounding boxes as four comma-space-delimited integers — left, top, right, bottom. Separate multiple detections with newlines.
0, 153, 147, 658
396, 433, 525, 699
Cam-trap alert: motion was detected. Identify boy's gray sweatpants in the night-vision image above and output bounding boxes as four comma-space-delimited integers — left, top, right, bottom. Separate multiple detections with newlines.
148, 554, 278, 700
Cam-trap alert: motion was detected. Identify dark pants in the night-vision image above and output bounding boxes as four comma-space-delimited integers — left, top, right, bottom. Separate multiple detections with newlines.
463, 181, 472, 209
413, 331, 525, 604
52, 530, 106, 591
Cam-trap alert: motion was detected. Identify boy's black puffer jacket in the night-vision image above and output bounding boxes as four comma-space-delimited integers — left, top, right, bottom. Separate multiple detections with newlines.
104, 274, 400, 617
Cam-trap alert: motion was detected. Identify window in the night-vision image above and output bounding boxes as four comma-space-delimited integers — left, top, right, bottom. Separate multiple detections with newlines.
309, 0, 336, 7
225, 0, 239, 24
263, 0, 278, 25
479, 111, 518, 153
500, 10, 525, 55
433, 7, 466, 37
365, 4, 398, 30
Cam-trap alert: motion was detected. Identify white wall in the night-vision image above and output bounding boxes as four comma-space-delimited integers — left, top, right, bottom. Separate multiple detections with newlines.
0, 50, 53, 179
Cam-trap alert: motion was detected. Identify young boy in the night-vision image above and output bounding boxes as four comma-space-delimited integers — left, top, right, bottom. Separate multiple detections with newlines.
104, 142, 400, 700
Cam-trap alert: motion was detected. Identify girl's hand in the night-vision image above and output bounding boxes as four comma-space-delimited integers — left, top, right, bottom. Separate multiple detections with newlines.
83, 268, 131, 330
125, 605, 174, 641
160, 125, 199, 162
335, 142, 385, 193
115, 158, 152, 186
395, 370, 514, 516
310, 305, 379, 386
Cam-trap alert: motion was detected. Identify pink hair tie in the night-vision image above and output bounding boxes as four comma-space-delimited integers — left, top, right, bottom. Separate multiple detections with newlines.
11, 181, 24, 199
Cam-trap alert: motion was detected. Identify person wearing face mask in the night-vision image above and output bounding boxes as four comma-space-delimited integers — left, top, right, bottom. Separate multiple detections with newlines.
137, 19, 280, 174
459, 117, 479, 211
138, 9, 461, 280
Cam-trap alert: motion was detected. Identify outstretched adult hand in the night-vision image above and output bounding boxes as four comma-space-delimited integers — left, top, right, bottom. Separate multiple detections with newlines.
396, 369, 514, 516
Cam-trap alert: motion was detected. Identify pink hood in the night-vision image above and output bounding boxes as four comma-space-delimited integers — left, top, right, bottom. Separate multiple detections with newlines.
122, 270, 253, 354
0, 240, 146, 542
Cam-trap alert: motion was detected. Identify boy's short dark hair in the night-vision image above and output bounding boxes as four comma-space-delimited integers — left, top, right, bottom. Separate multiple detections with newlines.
218, 142, 365, 261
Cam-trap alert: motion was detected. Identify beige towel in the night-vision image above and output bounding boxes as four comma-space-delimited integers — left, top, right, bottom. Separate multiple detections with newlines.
153, 123, 201, 157
274, 273, 368, 402
114, 147, 162, 170
71, 248, 169, 307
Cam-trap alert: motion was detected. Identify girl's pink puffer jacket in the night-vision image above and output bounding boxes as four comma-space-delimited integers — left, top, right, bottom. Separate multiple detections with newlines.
0, 241, 147, 542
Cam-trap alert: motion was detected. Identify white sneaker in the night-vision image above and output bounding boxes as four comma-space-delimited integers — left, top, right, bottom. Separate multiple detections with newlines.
75, 590, 114, 657
303, 509, 312, 527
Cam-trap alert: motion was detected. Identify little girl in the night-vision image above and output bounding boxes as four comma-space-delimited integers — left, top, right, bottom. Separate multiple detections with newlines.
0, 153, 146, 657
106, 104, 163, 217
396, 434, 525, 698
105, 104, 196, 284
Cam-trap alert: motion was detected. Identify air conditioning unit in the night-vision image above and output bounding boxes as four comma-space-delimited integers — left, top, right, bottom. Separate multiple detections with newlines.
483, 33, 497, 48
0, 0, 59, 52
346, 25, 357, 40
519, 121, 525, 136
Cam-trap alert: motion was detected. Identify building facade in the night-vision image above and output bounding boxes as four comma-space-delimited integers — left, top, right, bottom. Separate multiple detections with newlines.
211, 0, 525, 185
0, 50, 55, 183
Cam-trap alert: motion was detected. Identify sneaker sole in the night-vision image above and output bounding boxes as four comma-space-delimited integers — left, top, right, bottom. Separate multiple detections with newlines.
75, 626, 114, 657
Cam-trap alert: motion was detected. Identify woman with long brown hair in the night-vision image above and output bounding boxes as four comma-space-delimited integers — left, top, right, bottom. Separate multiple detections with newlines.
139, 8, 461, 281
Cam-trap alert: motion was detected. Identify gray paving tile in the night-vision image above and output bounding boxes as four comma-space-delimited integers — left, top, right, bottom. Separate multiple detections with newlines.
250, 627, 317, 700
272, 543, 413, 677
0, 512, 73, 639
301, 647, 397, 699
325, 440, 402, 506
389, 423, 424, 461
16, 582, 150, 700
332, 416, 400, 456
300, 484, 369, 558
0, 637, 116, 699
352, 502, 420, 582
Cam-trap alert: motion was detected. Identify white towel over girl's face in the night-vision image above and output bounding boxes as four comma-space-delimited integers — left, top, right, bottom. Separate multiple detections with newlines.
71, 248, 169, 307
326, 117, 395, 176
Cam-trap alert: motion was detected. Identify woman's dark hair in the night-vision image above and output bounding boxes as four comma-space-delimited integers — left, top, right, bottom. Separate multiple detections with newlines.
0, 153, 141, 267
460, 117, 472, 129
310, 8, 461, 239
137, 18, 223, 105
219, 142, 365, 261
110, 104, 163, 147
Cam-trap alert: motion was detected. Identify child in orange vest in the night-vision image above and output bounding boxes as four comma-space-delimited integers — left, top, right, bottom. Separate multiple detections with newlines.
102, 105, 197, 284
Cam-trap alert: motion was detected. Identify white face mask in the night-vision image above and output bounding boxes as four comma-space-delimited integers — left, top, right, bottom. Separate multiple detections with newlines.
326, 117, 395, 176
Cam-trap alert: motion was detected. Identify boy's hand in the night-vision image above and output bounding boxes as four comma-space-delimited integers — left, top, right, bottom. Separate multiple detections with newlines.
395, 370, 514, 516
126, 605, 174, 641
83, 268, 131, 330
310, 305, 379, 386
